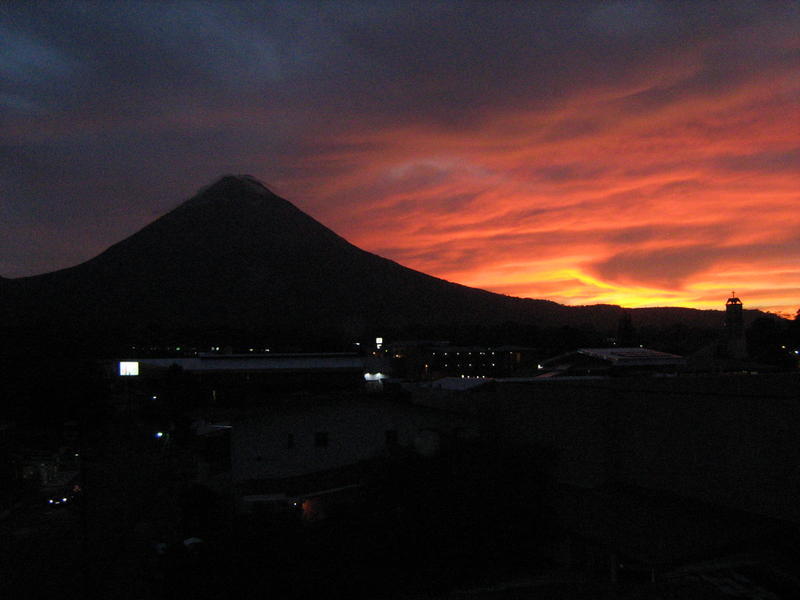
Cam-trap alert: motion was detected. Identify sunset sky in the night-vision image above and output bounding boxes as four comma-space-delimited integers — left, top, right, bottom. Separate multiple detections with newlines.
2, 2, 798, 315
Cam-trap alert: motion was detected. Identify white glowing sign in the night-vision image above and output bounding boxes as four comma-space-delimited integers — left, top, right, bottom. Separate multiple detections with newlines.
376, 337, 383, 349
119, 361, 139, 376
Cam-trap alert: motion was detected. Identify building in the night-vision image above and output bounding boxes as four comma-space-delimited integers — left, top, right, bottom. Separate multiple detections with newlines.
424, 345, 538, 379
538, 347, 685, 377
687, 293, 775, 372
723, 292, 747, 359
109, 352, 367, 408
458, 372, 800, 584
231, 396, 479, 509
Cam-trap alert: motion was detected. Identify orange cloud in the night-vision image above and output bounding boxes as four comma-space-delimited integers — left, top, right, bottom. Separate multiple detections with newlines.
271, 25, 799, 316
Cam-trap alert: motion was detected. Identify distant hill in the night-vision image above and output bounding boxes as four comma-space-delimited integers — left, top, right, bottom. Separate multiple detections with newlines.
0, 175, 765, 354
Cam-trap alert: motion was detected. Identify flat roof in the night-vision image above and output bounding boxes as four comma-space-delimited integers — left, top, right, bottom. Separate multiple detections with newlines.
119, 354, 364, 373
543, 347, 685, 368
578, 347, 685, 366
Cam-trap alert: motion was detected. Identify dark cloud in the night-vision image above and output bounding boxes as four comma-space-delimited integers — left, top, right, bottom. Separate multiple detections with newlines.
712, 148, 800, 174
591, 240, 800, 288
590, 245, 720, 287
534, 163, 609, 183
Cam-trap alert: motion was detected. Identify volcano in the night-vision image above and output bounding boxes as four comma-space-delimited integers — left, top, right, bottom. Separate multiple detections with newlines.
1, 175, 748, 353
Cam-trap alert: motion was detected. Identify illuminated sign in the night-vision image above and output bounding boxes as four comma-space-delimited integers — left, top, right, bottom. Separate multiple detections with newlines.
376, 337, 383, 349
119, 361, 139, 376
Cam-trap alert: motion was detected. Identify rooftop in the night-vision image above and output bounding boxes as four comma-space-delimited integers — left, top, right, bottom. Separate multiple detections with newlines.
539, 347, 685, 370
117, 353, 364, 373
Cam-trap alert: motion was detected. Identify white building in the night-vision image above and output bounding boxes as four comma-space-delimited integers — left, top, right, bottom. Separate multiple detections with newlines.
231, 396, 478, 485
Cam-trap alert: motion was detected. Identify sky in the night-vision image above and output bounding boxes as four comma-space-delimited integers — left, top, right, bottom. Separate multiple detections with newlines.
2, 2, 798, 315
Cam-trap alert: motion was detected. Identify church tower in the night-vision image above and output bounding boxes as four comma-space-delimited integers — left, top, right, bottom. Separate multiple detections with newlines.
724, 292, 747, 359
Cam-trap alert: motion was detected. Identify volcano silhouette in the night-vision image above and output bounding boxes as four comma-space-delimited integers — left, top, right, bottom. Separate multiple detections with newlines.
2, 175, 743, 352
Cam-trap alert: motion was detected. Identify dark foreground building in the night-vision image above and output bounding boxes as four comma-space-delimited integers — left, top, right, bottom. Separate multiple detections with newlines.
422, 371, 800, 585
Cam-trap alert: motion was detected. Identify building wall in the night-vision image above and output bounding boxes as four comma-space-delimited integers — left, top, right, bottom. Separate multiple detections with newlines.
231, 399, 477, 482
477, 373, 800, 524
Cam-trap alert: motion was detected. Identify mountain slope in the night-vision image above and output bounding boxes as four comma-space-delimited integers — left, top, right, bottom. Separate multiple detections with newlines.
1, 175, 755, 351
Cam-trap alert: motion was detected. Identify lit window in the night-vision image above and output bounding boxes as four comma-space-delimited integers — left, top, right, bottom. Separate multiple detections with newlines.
119, 362, 139, 376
